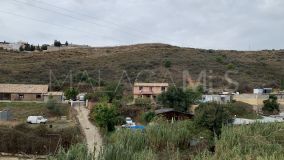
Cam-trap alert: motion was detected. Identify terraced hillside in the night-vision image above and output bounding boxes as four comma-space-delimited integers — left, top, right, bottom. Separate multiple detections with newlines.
0, 43, 283, 92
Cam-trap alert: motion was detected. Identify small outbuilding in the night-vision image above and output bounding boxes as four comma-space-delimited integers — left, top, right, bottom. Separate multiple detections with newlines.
43, 92, 64, 103
201, 94, 232, 104
0, 110, 12, 121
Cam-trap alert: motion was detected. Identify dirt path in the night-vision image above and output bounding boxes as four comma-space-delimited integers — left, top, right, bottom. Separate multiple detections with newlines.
75, 106, 102, 158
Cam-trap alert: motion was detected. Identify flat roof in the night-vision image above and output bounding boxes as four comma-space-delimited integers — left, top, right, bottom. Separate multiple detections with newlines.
0, 84, 48, 94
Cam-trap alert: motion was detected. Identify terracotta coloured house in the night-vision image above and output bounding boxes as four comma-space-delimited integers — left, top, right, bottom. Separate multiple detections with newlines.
133, 82, 169, 100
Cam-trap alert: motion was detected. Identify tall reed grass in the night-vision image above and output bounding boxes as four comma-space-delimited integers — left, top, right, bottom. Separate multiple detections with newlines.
98, 120, 212, 160
195, 122, 284, 160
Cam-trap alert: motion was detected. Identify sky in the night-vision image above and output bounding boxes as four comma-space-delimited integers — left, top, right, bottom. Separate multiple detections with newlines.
0, 0, 283, 50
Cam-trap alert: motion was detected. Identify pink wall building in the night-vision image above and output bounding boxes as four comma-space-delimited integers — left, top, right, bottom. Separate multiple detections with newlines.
133, 83, 169, 100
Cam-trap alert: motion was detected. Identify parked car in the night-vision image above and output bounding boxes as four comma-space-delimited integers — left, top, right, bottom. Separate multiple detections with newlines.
27, 116, 48, 124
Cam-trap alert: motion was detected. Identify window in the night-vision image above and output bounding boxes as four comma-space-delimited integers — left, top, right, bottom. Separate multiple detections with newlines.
161, 87, 166, 91
139, 86, 143, 91
150, 87, 153, 92
36, 94, 42, 99
19, 94, 24, 99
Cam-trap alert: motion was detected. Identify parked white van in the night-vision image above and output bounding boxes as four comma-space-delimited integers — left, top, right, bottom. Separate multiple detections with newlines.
27, 116, 48, 124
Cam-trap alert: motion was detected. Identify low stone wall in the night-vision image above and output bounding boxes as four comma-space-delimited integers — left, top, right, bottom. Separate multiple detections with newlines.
0, 152, 46, 159
233, 94, 284, 106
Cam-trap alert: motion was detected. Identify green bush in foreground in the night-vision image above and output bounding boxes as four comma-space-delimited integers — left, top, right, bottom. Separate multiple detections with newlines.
141, 111, 156, 123
194, 103, 232, 137
90, 103, 119, 132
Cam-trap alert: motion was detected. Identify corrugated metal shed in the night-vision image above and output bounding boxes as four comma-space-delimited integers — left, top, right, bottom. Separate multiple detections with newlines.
0, 110, 12, 121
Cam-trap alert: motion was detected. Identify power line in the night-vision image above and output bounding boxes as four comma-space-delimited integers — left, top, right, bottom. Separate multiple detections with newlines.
11, 0, 159, 41
34, 0, 149, 37
0, 9, 120, 41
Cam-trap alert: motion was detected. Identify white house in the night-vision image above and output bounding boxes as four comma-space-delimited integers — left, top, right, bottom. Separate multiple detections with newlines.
201, 94, 232, 104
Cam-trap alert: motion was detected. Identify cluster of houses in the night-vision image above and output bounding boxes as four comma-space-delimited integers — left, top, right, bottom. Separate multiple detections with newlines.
0, 83, 283, 105
1, 83, 283, 106
1, 83, 284, 121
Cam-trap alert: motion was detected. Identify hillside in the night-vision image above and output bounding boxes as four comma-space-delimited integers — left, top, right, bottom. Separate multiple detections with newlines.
0, 43, 283, 93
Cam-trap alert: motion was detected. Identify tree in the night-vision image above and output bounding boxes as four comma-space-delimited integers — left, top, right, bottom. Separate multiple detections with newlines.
194, 103, 232, 137
262, 95, 280, 114
64, 88, 79, 100
36, 45, 41, 51
90, 103, 119, 132
280, 79, 284, 91
46, 96, 63, 116
65, 41, 69, 46
19, 45, 24, 51
54, 40, 62, 47
105, 83, 123, 103
30, 45, 35, 51
85, 92, 108, 102
24, 43, 31, 51
158, 87, 202, 112
41, 44, 48, 50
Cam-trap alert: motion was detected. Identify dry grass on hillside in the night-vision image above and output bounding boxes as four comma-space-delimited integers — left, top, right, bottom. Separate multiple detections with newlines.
0, 44, 283, 92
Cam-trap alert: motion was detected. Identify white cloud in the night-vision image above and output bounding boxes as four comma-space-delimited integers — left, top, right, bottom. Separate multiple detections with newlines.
0, 0, 283, 50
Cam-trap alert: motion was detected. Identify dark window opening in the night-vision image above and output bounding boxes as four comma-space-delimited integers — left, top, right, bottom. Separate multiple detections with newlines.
19, 94, 24, 99
36, 94, 42, 99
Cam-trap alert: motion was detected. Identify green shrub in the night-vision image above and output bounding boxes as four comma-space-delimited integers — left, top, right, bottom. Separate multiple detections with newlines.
227, 101, 259, 119
85, 92, 108, 102
163, 59, 172, 68
194, 103, 232, 137
64, 88, 79, 100
262, 95, 280, 115
135, 98, 152, 109
227, 63, 235, 70
158, 87, 202, 112
46, 97, 63, 116
90, 103, 119, 132
141, 111, 156, 123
